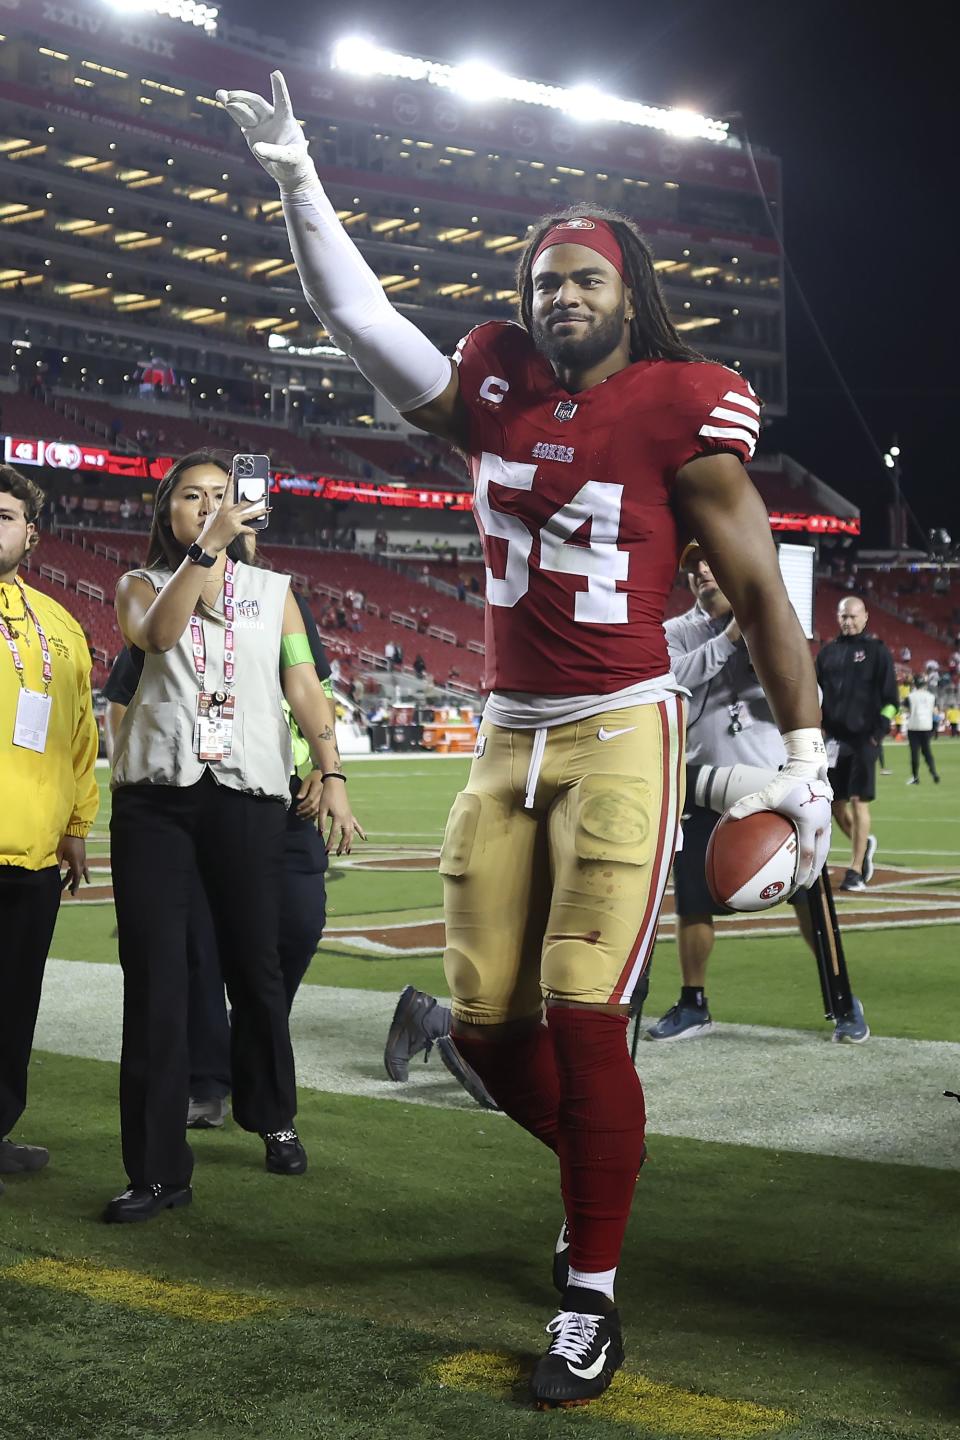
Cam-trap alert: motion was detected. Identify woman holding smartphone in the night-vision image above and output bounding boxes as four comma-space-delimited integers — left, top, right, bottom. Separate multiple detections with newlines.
106, 449, 363, 1223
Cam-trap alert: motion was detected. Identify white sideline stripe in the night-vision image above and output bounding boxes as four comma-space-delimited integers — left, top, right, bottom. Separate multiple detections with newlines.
33, 961, 960, 1173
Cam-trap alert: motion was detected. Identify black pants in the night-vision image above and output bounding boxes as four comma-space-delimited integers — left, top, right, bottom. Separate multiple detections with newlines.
909, 729, 938, 780
0, 865, 61, 1138
187, 781, 329, 1101
111, 775, 294, 1186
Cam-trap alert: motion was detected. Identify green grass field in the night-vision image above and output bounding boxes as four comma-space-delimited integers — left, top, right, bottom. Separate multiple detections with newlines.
2, 739, 958, 1439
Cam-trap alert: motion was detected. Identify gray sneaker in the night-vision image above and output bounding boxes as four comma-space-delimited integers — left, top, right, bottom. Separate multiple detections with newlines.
833, 996, 870, 1044
644, 1002, 713, 1042
384, 985, 451, 1081
839, 869, 867, 892
186, 1096, 229, 1129
862, 835, 878, 885
436, 1035, 499, 1110
0, 1139, 49, 1173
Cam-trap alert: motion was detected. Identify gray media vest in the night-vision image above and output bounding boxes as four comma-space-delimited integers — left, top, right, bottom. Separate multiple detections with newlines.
111, 561, 293, 803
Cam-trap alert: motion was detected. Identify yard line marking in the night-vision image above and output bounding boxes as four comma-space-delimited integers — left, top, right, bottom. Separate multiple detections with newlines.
5, 1258, 276, 1322
431, 1350, 794, 1435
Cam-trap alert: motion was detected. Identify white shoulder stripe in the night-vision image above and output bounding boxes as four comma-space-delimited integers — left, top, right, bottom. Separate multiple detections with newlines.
698, 423, 758, 456
710, 405, 761, 434
722, 389, 761, 415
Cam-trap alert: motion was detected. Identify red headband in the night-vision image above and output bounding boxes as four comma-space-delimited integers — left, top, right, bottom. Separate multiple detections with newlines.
532, 217, 624, 277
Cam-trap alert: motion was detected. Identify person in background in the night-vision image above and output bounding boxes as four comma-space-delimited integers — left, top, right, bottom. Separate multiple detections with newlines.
816, 596, 898, 892
105, 450, 362, 1223
904, 674, 941, 785
0, 466, 99, 1198
645, 549, 868, 1042
103, 575, 335, 1126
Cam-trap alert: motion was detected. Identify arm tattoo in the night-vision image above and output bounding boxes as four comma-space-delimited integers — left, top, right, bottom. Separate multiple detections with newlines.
318, 725, 335, 742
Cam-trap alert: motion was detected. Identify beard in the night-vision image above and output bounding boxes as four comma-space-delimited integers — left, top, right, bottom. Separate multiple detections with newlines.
0, 536, 31, 579
531, 299, 628, 373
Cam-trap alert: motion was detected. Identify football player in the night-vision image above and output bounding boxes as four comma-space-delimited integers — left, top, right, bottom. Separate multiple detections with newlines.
219, 72, 833, 1409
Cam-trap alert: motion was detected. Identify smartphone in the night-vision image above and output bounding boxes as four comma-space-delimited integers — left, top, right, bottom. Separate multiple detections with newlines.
232, 452, 271, 531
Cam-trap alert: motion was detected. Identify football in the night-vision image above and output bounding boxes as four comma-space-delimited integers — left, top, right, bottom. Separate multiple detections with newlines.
705, 810, 800, 912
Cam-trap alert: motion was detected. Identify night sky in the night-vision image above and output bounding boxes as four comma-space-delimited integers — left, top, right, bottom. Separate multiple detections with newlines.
224, 0, 955, 546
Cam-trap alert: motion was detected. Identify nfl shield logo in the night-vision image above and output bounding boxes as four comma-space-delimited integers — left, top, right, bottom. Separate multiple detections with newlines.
554, 400, 578, 422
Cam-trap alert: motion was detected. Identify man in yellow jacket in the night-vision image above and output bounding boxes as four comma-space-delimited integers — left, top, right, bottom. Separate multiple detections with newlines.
0, 465, 98, 1196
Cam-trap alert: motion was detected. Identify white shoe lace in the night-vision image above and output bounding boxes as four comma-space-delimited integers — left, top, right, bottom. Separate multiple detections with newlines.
545, 1310, 601, 1363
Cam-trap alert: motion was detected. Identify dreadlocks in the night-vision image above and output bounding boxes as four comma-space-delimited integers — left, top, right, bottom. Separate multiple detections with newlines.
516, 203, 705, 365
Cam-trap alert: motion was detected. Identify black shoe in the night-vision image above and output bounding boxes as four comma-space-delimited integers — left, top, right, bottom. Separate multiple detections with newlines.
383, 985, 451, 1081
103, 1183, 192, 1224
262, 1128, 307, 1175
436, 1035, 500, 1110
531, 1286, 624, 1408
0, 1139, 50, 1173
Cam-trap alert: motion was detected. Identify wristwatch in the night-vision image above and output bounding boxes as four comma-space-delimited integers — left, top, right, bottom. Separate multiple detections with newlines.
187, 542, 217, 568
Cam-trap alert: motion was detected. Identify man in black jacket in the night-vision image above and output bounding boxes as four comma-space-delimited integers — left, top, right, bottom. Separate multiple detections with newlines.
816, 596, 899, 892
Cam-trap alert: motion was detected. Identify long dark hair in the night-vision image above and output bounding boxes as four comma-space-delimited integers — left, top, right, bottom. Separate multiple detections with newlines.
517, 203, 706, 364
145, 449, 248, 571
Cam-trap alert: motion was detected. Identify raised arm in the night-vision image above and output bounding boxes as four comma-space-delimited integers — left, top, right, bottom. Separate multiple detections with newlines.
116, 475, 262, 653
216, 72, 468, 446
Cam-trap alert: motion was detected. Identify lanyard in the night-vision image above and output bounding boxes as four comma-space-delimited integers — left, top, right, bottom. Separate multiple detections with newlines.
188, 558, 236, 694
0, 579, 52, 693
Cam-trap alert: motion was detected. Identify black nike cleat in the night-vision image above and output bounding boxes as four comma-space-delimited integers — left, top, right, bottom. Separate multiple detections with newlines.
383, 985, 450, 1081
531, 1286, 624, 1408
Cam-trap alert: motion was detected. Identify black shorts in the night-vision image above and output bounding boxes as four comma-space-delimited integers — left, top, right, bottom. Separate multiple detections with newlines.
828, 741, 878, 803
673, 804, 806, 917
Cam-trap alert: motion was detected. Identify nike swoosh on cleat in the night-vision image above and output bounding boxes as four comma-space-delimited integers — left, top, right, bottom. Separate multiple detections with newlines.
597, 726, 635, 742
567, 1340, 611, 1380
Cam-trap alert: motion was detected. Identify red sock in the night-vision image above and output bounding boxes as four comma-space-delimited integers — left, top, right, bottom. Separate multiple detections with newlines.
547, 1006, 646, 1274
452, 1021, 559, 1152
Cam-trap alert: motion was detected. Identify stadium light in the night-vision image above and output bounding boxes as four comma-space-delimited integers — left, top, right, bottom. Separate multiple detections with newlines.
331, 37, 730, 143
883, 453, 895, 469
889, 445, 900, 457
104, 0, 219, 35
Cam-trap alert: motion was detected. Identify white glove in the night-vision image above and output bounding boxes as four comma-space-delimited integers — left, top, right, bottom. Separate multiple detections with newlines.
727, 729, 833, 890
216, 70, 314, 192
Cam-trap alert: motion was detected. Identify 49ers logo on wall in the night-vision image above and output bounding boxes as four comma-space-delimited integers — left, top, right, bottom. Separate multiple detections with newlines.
3, 437, 101, 470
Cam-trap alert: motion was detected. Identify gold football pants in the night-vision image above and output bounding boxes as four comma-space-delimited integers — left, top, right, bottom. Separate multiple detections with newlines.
441, 698, 685, 1023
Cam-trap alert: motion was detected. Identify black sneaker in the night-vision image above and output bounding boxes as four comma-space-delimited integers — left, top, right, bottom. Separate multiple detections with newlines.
531, 1286, 624, 1408
383, 985, 451, 1081
436, 1036, 499, 1110
839, 869, 866, 892
261, 1129, 307, 1175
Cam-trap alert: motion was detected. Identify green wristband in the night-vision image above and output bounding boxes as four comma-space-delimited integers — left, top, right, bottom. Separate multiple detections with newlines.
280, 633, 314, 670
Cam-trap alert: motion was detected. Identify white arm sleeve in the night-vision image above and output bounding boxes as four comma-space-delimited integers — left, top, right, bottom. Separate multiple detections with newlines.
281, 178, 452, 414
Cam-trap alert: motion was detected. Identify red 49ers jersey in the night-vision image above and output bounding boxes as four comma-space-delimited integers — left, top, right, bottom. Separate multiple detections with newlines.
454, 322, 761, 695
